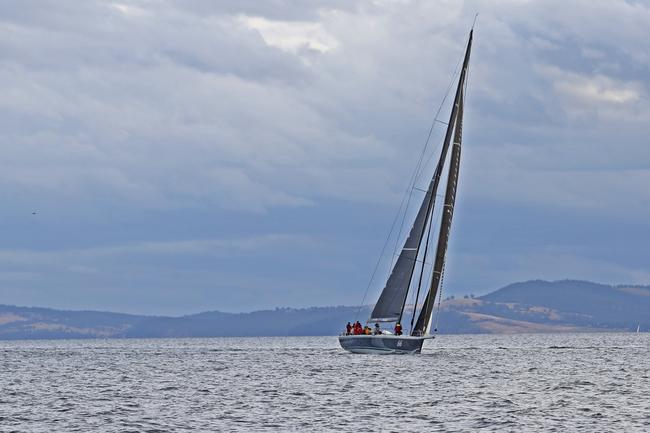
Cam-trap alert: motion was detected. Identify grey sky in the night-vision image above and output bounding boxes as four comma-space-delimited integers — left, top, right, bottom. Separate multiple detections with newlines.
0, 0, 648, 314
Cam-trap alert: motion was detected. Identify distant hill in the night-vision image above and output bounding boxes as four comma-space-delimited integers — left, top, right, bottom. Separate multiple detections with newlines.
479, 280, 650, 329
0, 304, 371, 340
1, 280, 648, 339
120, 306, 371, 338
0, 305, 150, 340
443, 280, 650, 334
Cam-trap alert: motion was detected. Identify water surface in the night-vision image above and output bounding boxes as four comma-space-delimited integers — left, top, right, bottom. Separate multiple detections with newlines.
1, 333, 648, 432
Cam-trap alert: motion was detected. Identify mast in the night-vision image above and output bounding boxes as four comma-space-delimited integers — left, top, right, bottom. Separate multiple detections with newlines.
369, 29, 473, 324
412, 30, 472, 335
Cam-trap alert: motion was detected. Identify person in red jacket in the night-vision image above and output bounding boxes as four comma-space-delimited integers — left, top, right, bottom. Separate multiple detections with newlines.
394, 322, 403, 336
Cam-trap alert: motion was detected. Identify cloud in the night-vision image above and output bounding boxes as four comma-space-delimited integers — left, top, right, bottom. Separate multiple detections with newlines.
539, 66, 645, 119
0, 233, 314, 265
0, 0, 648, 312
241, 16, 338, 54
553, 72, 640, 104
0, 233, 325, 314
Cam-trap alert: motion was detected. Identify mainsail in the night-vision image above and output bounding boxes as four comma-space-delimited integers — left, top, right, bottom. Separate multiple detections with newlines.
369, 29, 473, 328
413, 31, 472, 335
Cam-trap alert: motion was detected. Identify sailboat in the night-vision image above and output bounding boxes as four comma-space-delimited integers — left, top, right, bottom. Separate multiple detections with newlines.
339, 29, 473, 354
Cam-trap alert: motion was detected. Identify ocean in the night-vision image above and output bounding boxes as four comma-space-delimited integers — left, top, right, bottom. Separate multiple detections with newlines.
1, 333, 648, 432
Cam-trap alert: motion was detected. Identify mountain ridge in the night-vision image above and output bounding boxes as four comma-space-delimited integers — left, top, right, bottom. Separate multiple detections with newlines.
1, 279, 648, 339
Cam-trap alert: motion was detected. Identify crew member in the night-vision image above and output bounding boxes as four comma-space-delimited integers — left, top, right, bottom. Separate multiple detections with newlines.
394, 322, 403, 336
345, 322, 352, 335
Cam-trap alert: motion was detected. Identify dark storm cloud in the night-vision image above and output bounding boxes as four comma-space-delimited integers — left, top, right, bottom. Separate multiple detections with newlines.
0, 0, 648, 313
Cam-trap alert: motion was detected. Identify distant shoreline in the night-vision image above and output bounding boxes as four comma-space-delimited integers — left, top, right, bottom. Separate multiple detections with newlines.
1, 279, 648, 340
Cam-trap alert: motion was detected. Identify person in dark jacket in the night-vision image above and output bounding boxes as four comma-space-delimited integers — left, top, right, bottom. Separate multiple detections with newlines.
345, 322, 352, 335
394, 322, 403, 336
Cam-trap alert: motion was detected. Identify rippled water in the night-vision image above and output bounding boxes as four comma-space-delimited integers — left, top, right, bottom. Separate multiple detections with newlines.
1, 333, 648, 432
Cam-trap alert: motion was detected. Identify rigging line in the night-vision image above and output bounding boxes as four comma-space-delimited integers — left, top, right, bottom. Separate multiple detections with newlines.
409, 170, 445, 334
411, 253, 433, 324
391, 43, 465, 253
461, 44, 472, 127
412, 56, 465, 191
419, 113, 459, 183
408, 243, 436, 334
462, 17, 475, 130
409, 201, 435, 334
414, 55, 464, 187
405, 182, 441, 332
433, 260, 447, 334
409, 164, 444, 335
389, 151, 430, 273
386, 126, 435, 277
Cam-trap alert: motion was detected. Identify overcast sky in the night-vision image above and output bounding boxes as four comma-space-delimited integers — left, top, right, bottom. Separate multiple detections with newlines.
1, 0, 649, 315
